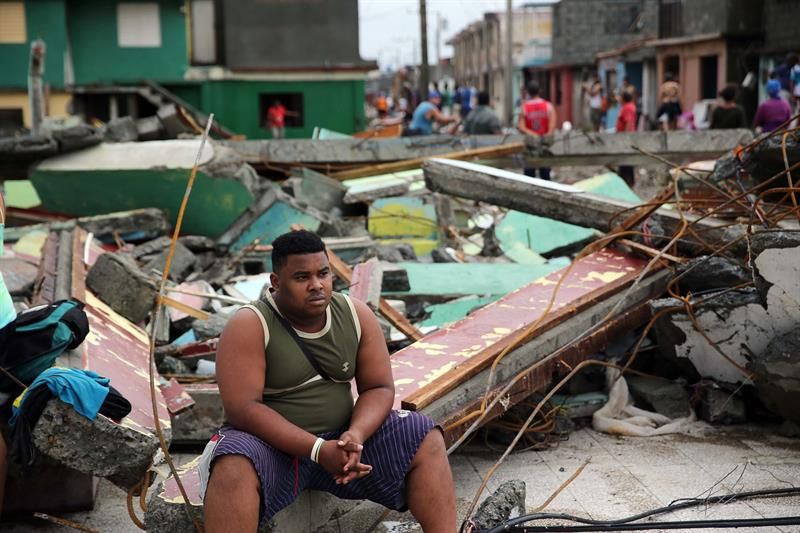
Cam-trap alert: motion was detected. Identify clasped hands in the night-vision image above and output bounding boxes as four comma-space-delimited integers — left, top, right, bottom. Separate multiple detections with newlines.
317, 430, 372, 485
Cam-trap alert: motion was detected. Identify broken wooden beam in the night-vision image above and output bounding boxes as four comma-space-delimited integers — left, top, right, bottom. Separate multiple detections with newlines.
387, 248, 668, 446
349, 257, 382, 310
423, 158, 745, 251
326, 248, 424, 342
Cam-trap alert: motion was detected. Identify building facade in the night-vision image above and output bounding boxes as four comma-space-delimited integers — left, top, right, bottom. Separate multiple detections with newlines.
0, 0, 374, 138
449, 4, 552, 124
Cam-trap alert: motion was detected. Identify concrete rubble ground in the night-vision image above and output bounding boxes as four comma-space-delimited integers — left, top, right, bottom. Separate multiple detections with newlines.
2, 121, 800, 532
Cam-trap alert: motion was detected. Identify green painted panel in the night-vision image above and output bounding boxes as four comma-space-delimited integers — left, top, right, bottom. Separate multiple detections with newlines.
198, 79, 367, 139
385, 260, 570, 297
29, 169, 253, 237
67, 0, 187, 84
4, 180, 41, 208
0, 1, 68, 88
421, 295, 500, 328
232, 201, 322, 251
497, 172, 640, 259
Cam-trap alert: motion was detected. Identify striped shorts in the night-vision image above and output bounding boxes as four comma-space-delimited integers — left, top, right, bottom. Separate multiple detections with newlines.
198, 410, 436, 524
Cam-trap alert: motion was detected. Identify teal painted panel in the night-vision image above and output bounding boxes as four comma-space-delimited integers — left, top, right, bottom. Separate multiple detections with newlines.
421, 295, 500, 328
386, 260, 569, 297
30, 169, 253, 237
232, 201, 322, 251
68, 0, 187, 84
199, 79, 367, 139
0, 1, 68, 88
497, 172, 640, 258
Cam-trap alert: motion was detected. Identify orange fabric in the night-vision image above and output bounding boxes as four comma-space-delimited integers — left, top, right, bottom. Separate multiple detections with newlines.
616, 102, 637, 132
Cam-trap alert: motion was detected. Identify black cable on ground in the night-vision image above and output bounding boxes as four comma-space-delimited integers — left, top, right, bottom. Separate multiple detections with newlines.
482, 486, 800, 533
505, 515, 800, 532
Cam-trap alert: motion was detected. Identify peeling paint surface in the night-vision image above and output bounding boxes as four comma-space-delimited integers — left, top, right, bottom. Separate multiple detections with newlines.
391, 249, 648, 408
82, 292, 170, 432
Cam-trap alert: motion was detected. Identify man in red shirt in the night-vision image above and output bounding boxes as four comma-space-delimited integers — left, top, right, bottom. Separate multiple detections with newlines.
517, 81, 556, 180
615, 91, 637, 186
266, 100, 298, 139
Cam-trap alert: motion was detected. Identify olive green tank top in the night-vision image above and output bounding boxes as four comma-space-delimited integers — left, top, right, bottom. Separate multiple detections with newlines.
241, 291, 361, 434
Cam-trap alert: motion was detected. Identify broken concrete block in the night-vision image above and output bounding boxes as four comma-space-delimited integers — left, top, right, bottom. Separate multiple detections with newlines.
371, 243, 417, 263
158, 355, 191, 375
179, 235, 217, 252
750, 329, 800, 425
286, 168, 346, 213
136, 115, 165, 140
171, 384, 224, 445
191, 312, 231, 340
473, 480, 526, 529
380, 264, 410, 292
0, 256, 38, 295
32, 399, 162, 490
133, 236, 173, 261
143, 241, 197, 282
676, 256, 750, 293
431, 246, 459, 263
627, 376, 691, 419
103, 116, 139, 143
86, 253, 157, 323
697, 385, 746, 425
157, 104, 194, 138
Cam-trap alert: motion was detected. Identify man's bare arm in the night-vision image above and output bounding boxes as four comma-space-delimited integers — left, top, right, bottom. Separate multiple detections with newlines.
429, 107, 458, 126
548, 103, 557, 134
347, 299, 395, 442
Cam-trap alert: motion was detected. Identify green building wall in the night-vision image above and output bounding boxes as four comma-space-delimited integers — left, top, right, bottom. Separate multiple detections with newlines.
66, 0, 188, 85
0, 0, 68, 89
196, 79, 367, 138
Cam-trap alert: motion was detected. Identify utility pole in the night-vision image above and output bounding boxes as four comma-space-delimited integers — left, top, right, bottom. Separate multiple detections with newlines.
435, 12, 442, 64
504, 0, 514, 127
419, 0, 430, 97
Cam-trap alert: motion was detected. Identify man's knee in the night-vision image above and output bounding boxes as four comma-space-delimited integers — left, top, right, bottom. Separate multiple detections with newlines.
416, 428, 447, 461
208, 455, 259, 494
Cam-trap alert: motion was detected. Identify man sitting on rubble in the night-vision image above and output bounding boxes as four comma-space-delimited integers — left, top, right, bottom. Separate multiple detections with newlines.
201, 230, 456, 532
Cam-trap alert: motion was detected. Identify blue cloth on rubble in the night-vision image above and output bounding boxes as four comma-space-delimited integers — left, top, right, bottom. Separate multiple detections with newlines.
10, 367, 110, 426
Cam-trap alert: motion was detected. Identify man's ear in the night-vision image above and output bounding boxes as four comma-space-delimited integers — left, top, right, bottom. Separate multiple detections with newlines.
269, 272, 280, 291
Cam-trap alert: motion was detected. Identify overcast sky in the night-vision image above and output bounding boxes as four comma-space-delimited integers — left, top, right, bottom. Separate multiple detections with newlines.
359, 0, 556, 71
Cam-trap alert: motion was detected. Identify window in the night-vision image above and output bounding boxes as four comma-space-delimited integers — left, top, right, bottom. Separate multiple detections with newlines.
659, 0, 683, 38
700, 55, 718, 100
190, 0, 216, 64
0, 2, 26, 44
259, 93, 304, 128
664, 55, 680, 78
117, 3, 161, 47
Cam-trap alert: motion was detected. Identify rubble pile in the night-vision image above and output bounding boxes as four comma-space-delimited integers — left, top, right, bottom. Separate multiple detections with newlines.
2, 126, 800, 529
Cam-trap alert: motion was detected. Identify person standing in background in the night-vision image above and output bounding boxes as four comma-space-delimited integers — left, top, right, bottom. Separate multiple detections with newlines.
615, 91, 637, 187
518, 81, 556, 180
754, 79, 792, 133
266, 100, 298, 139
710, 85, 746, 129
657, 73, 682, 130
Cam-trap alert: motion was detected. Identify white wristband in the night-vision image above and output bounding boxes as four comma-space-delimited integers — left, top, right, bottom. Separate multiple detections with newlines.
310, 437, 325, 463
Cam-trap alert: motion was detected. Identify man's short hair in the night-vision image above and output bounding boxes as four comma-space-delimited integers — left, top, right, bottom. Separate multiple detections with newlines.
719, 85, 737, 102
477, 91, 490, 106
271, 230, 326, 272
527, 81, 540, 97
621, 91, 634, 103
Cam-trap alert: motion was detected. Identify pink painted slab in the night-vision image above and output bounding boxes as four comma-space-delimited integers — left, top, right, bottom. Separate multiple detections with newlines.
391, 248, 647, 408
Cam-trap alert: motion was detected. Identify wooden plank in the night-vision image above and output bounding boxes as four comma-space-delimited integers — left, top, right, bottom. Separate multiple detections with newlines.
328, 142, 525, 180
423, 158, 745, 251
390, 248, 662, 412
326, 248, 424, 342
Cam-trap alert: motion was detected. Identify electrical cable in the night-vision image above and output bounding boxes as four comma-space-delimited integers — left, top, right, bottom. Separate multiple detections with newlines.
483, 486, 800, 533
503, 515, 800, 532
